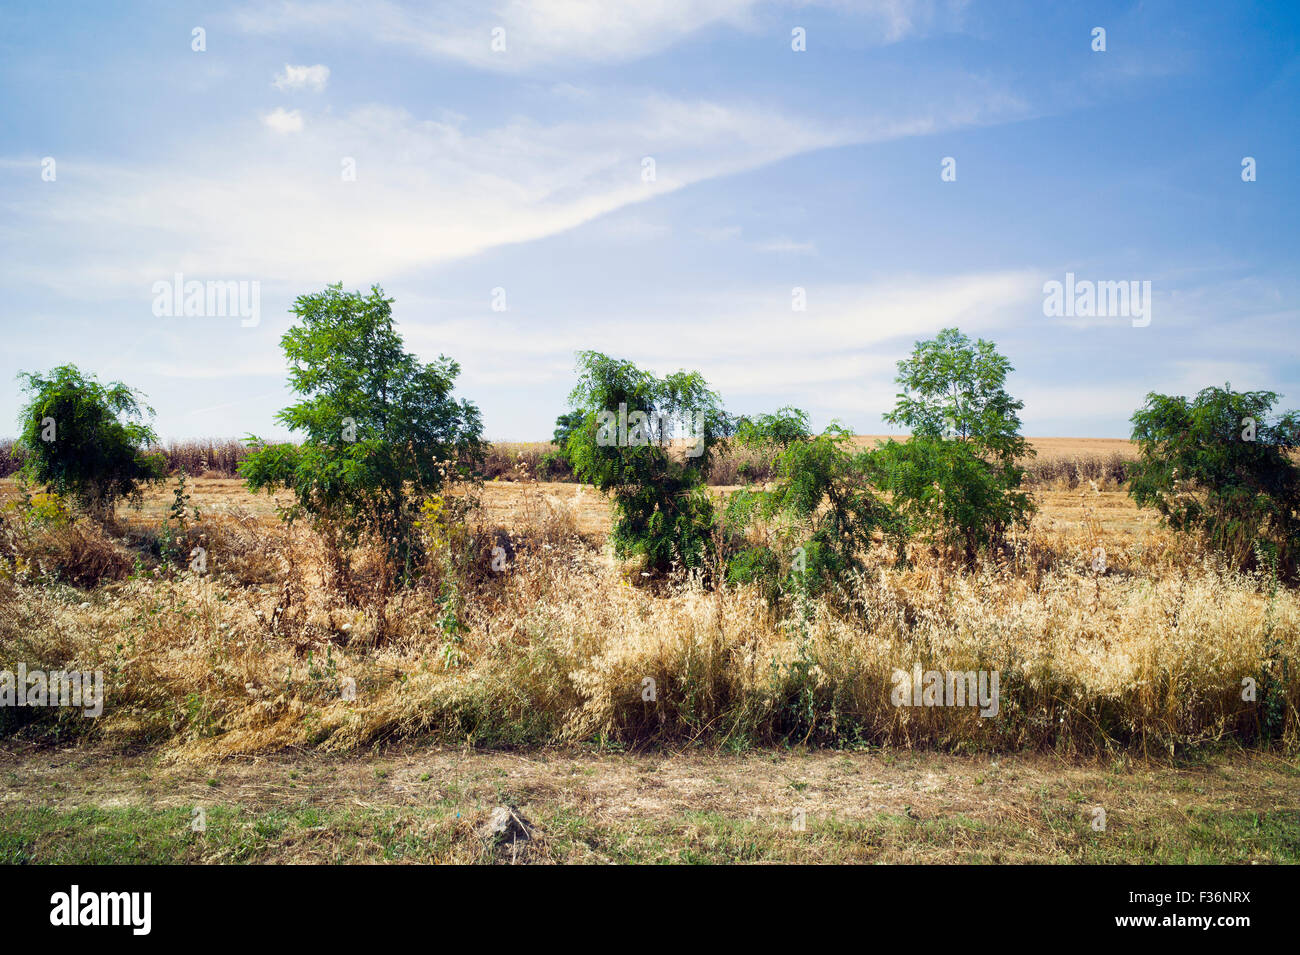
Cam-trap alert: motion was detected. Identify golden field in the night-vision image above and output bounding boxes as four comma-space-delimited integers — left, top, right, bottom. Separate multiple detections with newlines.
1, 443, 1294, 764
2, 451, 1298, 865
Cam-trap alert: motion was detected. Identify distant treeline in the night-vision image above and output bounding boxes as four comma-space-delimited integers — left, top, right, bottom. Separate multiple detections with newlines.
0, 437, 1131, 488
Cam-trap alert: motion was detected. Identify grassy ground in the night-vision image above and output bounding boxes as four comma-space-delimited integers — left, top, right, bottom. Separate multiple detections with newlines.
2, 455, 1296, 864
1, 472, 1294, 756
1, 744, 1294, 864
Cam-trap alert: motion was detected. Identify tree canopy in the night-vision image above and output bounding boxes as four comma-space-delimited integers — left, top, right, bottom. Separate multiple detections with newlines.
564, 351, 731, 573
1129, 385, 1300, 575
16, 364, 165, 521
874, 328, 1034, 559
240, 284, 484, 572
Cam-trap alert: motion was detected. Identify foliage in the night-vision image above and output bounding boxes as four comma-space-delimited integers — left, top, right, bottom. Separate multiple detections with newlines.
551, 410, 585, 448
564, 352, 730, 574
15, 365, 166, 522
875, 328, 1034, 560
240, 285, 485, 578
540, 410, 585, 478
726, 408, 900, 598
1128, 385, 1300, 576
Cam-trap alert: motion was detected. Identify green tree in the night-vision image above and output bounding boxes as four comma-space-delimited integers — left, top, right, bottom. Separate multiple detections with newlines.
15, 365, 166, 522
874, 328, 1034, 560
240, 284, 484, 578
551, 410, 585, 448
726, 408, 900, 598
538, 409, 585, 479
1128, 385, 1300, 575
564, 351, 729, 575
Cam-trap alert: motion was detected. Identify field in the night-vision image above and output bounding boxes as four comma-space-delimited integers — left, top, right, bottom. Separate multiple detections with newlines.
1, 436, 1140, 487
1, 442, 1297, 864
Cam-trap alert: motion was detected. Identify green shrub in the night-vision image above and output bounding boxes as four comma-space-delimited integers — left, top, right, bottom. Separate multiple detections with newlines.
725, 545, 782, 600
240, 285, 484, 581
1128, 385, 1300, 576
563, 352, 730, 575
15, 365, 166, 523
726, 408, 900, 599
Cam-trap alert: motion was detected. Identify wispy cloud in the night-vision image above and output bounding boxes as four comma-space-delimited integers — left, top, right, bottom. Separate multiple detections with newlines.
400, 270, 1039, 393
233, 0, 961, 71
2, 89, 1025, 294
756, 237, 817, 254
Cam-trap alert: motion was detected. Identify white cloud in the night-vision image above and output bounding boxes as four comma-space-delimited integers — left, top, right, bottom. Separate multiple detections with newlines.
697, 225, 742, 241
235, 0, 756, 70
399, 270, 1039, 399
261, 107, 305, 133
3, 90, 1022, 294
272, 63, 330, 92
592, 215, 672, 241
234, 0, 955, 71
1016, 384, 1150, 428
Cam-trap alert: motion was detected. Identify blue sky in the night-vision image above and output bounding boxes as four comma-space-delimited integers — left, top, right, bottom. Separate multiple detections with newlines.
1, 0, 1297, 441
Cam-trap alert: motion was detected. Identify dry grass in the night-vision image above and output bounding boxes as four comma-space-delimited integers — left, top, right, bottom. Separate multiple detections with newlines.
0, 435, 1140, 488
0, 440, 19, 479
1, 473, 1295, 762
158, 439, 249, 477
0, 439, 253, 479
2, 744, 1295, 863
485, 436, 1139, 487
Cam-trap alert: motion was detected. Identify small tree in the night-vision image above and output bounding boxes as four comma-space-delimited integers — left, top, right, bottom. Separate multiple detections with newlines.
726, 408, 900, 598
241, 285, 484, 580
539, 409, 585, 479
873, 328, 1034, 560
551, 411, 585, 448
1128, 385, 1300, 575
15, 365, 166, 522
564, 352, 729, 575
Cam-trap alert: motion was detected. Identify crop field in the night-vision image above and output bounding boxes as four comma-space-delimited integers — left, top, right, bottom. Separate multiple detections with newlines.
1, 442, 1296, 865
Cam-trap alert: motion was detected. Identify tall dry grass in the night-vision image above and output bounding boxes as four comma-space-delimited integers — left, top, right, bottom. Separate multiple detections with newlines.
481, 440, 1124, 488
0, 439, 251, 479
159, 439, 249, 477
1, 480, 1294, 759
1023, 452, 1132, 490
482, 442, 575, 482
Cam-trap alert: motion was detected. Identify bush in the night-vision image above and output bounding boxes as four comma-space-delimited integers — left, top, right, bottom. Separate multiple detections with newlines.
726, 409, 900, 599
1128, 385, 1300, 576
14, 365, 167, 522
564, 351, 731, 576
0, 493, 133, 588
